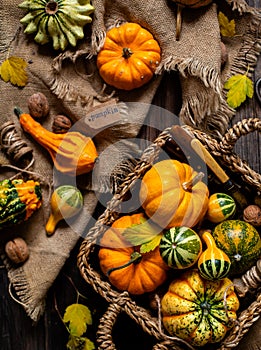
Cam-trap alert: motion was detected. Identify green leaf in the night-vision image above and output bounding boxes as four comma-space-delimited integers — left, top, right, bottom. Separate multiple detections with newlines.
123, 220, 162, 246
63, 304, 92, 337
140, 233, 163, 253
224, 73, 254, 108
218, 12, 236, 37
67, 335, 95, 350
0, 56, 28, 86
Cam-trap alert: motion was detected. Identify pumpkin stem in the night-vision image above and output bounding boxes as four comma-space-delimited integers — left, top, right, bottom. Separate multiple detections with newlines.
182, 172, 204, 192
176, 5, 184, 41
122, 47, 133, 59
45, 0, 59, 15
106, 251, 142, 276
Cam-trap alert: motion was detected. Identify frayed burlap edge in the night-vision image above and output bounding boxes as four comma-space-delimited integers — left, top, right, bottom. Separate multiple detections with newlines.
180, 0, 261, 135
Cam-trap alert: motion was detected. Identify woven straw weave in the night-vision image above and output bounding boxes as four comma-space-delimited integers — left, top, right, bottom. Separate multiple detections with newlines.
78, 118, 261, 350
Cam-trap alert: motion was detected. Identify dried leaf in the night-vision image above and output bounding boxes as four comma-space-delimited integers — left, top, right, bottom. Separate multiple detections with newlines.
123, 220, 162, 246
0, 56, 28, 86
218, 12, 236, 37
140, 233, 162, 253
224, 73, 254, 108
63, 304, 92, 337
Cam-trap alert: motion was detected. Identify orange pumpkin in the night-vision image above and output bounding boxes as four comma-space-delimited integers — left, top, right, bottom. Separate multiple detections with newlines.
139, 159, 209, 229
98, 213, 169, 295
97, 22, 161, 90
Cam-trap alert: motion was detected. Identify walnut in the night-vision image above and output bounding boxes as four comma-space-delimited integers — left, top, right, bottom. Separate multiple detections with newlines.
5, 237, 29, 264
52, 115, 72, 133
27, 92, 49, 119
243, 204, 261, 227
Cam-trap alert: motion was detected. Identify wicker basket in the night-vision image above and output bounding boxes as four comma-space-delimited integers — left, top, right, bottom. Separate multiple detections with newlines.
77, 118, 261, 350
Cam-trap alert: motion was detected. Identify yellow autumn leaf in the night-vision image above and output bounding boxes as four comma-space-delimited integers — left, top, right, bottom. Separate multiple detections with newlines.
218, 12, 236, 37
140, 233, 163, 254
63, 303, 92, 337
123, 219, 162, 246
0, 56, 28, 87
224, 74, 254, 109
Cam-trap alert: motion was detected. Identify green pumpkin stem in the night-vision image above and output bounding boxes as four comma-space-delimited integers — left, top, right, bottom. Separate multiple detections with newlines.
182, 172, 204, 192
106, 251, 142, 276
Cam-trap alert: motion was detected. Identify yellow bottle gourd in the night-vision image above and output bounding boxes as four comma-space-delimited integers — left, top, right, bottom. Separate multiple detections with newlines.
46, 185, 83, 235
198, 231, 231, 280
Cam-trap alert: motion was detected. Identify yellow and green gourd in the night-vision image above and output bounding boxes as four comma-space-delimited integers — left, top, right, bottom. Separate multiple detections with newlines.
46, 185, 83, 235
212, 220, 261, 275
206, 193, 236, 223
159, 226, 202, 269
0, 179, 42, 229
19, 0, 95, 51
161, 269, 240, 347
198, 231, 231, 280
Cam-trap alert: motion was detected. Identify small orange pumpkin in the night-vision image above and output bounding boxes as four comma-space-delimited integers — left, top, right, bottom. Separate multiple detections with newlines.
97, 22, 161, 90
98, 213, 169, 295
139, 160, 209, 229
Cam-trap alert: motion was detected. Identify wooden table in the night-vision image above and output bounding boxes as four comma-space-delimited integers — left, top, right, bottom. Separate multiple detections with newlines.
1, 6, 261, 349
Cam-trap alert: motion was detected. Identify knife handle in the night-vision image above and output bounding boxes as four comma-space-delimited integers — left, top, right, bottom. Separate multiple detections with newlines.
191, 138, 248, 210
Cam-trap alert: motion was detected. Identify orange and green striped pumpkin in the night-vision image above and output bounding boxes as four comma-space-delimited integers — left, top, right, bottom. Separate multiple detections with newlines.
159, 226, 202, 269
206, 193, 236, 223
198, 231, 231, 280
212, 220, 261, 275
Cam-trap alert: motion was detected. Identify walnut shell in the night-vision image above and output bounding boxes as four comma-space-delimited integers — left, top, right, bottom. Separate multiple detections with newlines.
243, 204, 261, 227
52, 115, 72, 133
5, 237, 29, 264
27, 92, 49, 119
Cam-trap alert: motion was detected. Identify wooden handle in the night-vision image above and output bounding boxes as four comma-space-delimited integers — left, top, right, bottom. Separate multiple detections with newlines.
191, 138, 229, 184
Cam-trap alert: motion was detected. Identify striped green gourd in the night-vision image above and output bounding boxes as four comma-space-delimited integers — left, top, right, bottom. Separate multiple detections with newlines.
0, 179, 42, 229
198, 231, 231, 280
19, 0, 95, 51
159, 226, 202, 269
206, 193, 236, 223
212, 220, 261, 275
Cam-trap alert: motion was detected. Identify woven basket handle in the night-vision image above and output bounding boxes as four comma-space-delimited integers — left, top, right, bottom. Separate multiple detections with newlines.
219, 118, 261, 153
187, 118, 261, 191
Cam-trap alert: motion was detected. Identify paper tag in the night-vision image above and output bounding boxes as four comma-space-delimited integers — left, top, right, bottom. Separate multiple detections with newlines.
84, 100, 123, 130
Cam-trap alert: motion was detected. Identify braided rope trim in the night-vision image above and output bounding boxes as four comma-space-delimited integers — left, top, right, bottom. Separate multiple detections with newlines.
77, 118, 261, 349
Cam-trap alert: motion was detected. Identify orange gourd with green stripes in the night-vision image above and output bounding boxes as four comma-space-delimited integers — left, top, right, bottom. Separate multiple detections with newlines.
198, 231, 231, 280
206, 193, 236, 223
0, 179, 42, 229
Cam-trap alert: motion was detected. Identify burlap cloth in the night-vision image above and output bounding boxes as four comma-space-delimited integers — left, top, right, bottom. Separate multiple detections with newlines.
0, 0, 260, 322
